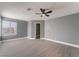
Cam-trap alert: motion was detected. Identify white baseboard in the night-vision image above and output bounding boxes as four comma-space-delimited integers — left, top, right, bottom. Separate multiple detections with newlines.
43, 38, 79, 48
1, 37, 28, 42
26, 37, 35, 39
26, 37, 79, 48
1, 37, 79, 48
26, 37, 44, 40
0, 37, 35, 42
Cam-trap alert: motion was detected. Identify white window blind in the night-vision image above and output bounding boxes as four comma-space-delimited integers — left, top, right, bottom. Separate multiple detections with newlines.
2, 20, 17, 36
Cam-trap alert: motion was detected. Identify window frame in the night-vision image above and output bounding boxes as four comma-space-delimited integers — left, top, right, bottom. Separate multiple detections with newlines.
2, 20, 17, 36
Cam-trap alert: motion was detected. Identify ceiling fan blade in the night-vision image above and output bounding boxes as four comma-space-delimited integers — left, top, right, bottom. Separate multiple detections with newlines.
40, 8, 43, 12
45, 14, 50, 17
35, 13, 42, 14
40, 8, 45, 14
46, 10, 52, 13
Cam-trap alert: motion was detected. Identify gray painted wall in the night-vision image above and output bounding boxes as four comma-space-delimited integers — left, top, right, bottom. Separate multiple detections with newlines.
27, 21, 32, 38
45, 13, 79, 45
0, 16, 1, 40
1, 17, 27, 40
27, 20, 44, 38
31, 20, 44, 38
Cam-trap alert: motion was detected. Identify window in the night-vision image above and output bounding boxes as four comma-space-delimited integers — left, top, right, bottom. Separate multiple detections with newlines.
2, 20, 17, 36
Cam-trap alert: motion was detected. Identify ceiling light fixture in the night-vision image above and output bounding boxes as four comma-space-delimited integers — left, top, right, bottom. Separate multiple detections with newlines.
36, 8, 53, 17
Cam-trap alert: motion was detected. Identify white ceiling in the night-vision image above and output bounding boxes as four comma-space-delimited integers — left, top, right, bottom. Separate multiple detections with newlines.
0, 2, 79, 21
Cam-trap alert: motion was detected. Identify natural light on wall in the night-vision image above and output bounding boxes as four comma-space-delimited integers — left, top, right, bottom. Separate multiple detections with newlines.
2, 20, 17, 36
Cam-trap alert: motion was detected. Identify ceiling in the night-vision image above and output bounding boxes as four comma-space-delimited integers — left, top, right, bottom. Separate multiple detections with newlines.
0, 2, 79, 21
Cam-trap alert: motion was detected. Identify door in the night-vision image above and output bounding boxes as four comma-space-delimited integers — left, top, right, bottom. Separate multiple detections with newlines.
36, 23, 40, 39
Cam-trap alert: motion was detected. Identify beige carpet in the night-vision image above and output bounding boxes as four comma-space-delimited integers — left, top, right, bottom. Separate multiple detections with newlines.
0, 39, 79, 57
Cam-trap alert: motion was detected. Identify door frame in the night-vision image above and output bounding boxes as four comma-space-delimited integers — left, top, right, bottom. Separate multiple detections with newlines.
35, 22, 41, 39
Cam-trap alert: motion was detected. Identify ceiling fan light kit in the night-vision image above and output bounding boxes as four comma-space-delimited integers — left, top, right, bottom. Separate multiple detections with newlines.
27, 7, 53, 17
36, 8, 53, 17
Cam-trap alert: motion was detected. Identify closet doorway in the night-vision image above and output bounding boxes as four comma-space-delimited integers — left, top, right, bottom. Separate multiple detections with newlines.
36, 23, 40, 39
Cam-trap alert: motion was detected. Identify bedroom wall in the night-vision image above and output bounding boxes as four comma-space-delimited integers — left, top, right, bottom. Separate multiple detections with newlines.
31, 20, 44, 38
1, 17, 27, 40
0, 16, 1, 40
27, 21, 32, 38
45, 13, 79, 45
27, 20, 44, 39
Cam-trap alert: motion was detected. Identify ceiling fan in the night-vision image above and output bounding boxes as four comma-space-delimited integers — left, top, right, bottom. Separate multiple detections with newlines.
36, 8, 53, 17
